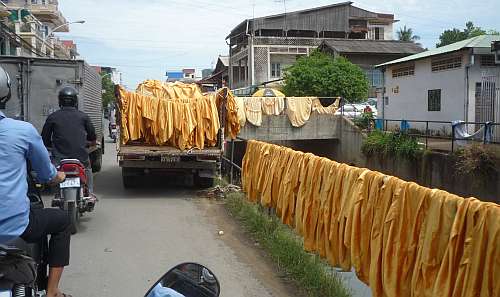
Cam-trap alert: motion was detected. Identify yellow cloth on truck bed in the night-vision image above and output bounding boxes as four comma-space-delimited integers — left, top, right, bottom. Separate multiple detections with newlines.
136, 80, 204, 102
241, 140, 500, 297
286, 97, 313, 127
118, 83, 237, 150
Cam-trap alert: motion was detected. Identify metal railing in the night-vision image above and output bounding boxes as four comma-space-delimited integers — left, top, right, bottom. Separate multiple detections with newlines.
375, 119, 500, 152
221, 138, 247, 185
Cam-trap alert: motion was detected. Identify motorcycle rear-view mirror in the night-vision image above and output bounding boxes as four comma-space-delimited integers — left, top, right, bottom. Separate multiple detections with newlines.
145, 263, 220, 297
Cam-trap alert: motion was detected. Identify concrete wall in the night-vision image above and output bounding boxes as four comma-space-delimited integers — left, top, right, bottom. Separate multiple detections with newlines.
383, 50, 469, 132
332, 119, 499, 203
238, 114, 340, 141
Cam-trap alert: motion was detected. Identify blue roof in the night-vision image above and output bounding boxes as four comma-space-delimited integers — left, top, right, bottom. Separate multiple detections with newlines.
166, 71, 183, 79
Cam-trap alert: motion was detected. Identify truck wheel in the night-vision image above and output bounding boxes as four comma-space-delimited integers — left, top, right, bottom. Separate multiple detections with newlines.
194, 175, 214, 188
91, 150, 103, 173
122, 175, 138, 189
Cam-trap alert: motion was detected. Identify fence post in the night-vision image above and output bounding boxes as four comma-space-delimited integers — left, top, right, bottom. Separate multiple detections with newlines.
230, 139, 235, 185
451, 124, 455, 152
483, 123, 488, 144
425, 121, 429, 150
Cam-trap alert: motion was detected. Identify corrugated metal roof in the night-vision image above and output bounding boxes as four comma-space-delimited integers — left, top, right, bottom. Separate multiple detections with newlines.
226, 2, 394, 39
320, 39, 424, 54
377, 35, 500, 67
218, 56, 229, 67
166, 72, 183, 79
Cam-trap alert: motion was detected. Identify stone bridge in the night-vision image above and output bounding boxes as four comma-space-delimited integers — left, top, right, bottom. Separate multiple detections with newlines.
238, 114, 341, 141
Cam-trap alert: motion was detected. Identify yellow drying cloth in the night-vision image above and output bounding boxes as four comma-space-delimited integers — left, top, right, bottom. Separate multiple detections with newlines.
242, 97, 263, 127
241, 140, 500, 297
117, 84, 231, 150
286, 97, 313, 127
312, 97, 340, 114
234, 97, 247, 128
136, 80, 204, 101
220, 90, 240, 139
260, 97, 285, 115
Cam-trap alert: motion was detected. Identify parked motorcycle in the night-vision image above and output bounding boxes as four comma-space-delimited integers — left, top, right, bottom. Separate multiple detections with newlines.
145, 263, 220, 297
52, 159, 96, 234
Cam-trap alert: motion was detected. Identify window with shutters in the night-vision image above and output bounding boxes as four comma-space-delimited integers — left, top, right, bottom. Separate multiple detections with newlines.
428, 89, 441, 111
480, 55, 495, 67
431, 55, 462, 72
392, 64, 415, 78
271, 63, 281, 78
375, 27, 384, 40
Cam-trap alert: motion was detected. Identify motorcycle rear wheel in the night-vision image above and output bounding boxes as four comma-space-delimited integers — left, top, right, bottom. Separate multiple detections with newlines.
62, 188, 80, 234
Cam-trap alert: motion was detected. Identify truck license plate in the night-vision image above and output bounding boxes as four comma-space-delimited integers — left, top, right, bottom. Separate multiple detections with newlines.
161, 155, 180, 163
60, 177, 81, 188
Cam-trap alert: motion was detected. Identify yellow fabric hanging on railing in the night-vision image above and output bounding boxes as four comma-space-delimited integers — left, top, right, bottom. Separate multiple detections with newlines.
286, 97, 313, 127
312, 98, 340, 114
241, 140, 500, 297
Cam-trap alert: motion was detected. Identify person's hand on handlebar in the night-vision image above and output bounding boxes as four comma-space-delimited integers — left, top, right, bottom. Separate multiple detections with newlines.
86, 140, 97, 148
49, 171, 66, 185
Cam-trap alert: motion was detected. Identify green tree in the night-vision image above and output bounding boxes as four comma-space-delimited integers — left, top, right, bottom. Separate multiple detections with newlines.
436, 21, 486, 47
397, 25, 420, 42
282, 51, 369, 102
101, 73, 115, 108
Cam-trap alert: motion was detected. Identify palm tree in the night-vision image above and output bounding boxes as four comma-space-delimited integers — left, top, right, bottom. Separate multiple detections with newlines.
397, 25, 420, 42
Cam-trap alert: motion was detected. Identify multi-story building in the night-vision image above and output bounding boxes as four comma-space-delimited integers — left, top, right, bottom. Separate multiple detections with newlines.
93, 65, 123, 85
226, 1, 421, 93
377, 35, 500, 139
0, 0, 73, 58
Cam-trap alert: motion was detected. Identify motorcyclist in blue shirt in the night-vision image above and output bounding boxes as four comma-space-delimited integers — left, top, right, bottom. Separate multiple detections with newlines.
0, 66, 72, 297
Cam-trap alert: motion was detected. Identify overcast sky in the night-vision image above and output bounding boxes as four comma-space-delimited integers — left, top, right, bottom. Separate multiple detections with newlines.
58, 0, 499, 87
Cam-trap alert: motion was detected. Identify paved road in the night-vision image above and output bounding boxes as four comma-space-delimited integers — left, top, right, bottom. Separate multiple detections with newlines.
55, 138, 299, 297
52, 135, 371, 297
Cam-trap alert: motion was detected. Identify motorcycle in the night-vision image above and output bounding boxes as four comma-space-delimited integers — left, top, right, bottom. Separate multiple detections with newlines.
109, 123, 117, 143
0, 178, 49, 297
52, 159, 96, 234
145, 263, 220, 297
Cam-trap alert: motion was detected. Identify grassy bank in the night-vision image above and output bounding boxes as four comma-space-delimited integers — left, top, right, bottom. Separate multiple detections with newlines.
225, 192, 351, 297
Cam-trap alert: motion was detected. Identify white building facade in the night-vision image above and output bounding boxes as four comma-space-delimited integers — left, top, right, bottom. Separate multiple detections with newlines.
378, 35, 500, 134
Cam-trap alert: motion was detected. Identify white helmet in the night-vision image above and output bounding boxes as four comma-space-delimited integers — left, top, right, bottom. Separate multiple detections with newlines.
0, 66, 11, 109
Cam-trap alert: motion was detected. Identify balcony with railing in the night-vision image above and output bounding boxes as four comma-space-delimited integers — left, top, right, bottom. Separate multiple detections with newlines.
30, 5, 67, 30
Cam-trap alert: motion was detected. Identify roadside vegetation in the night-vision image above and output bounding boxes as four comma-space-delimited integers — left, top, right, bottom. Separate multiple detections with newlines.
352, 111, 375, 130
282, 50, 369, 103
361, 130, 424, 159
453, 144, 499, 187
225, 192, 352, 297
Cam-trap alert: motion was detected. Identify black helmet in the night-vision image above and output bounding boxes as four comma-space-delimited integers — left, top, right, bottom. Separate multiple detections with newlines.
0, 66, 11, 110
58, 86, 78, 108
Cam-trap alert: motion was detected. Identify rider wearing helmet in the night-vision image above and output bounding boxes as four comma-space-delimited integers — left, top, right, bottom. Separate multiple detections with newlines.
0, 66, 72, 297
41, 86, 97, 197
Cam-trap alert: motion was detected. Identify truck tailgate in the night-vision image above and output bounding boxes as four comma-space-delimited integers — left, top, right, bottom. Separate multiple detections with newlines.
118, 145, 222, 157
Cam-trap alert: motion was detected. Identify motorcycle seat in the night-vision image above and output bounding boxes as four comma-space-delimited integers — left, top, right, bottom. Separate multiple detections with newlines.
60, 159, 84, 166
1, 238, 29, 256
